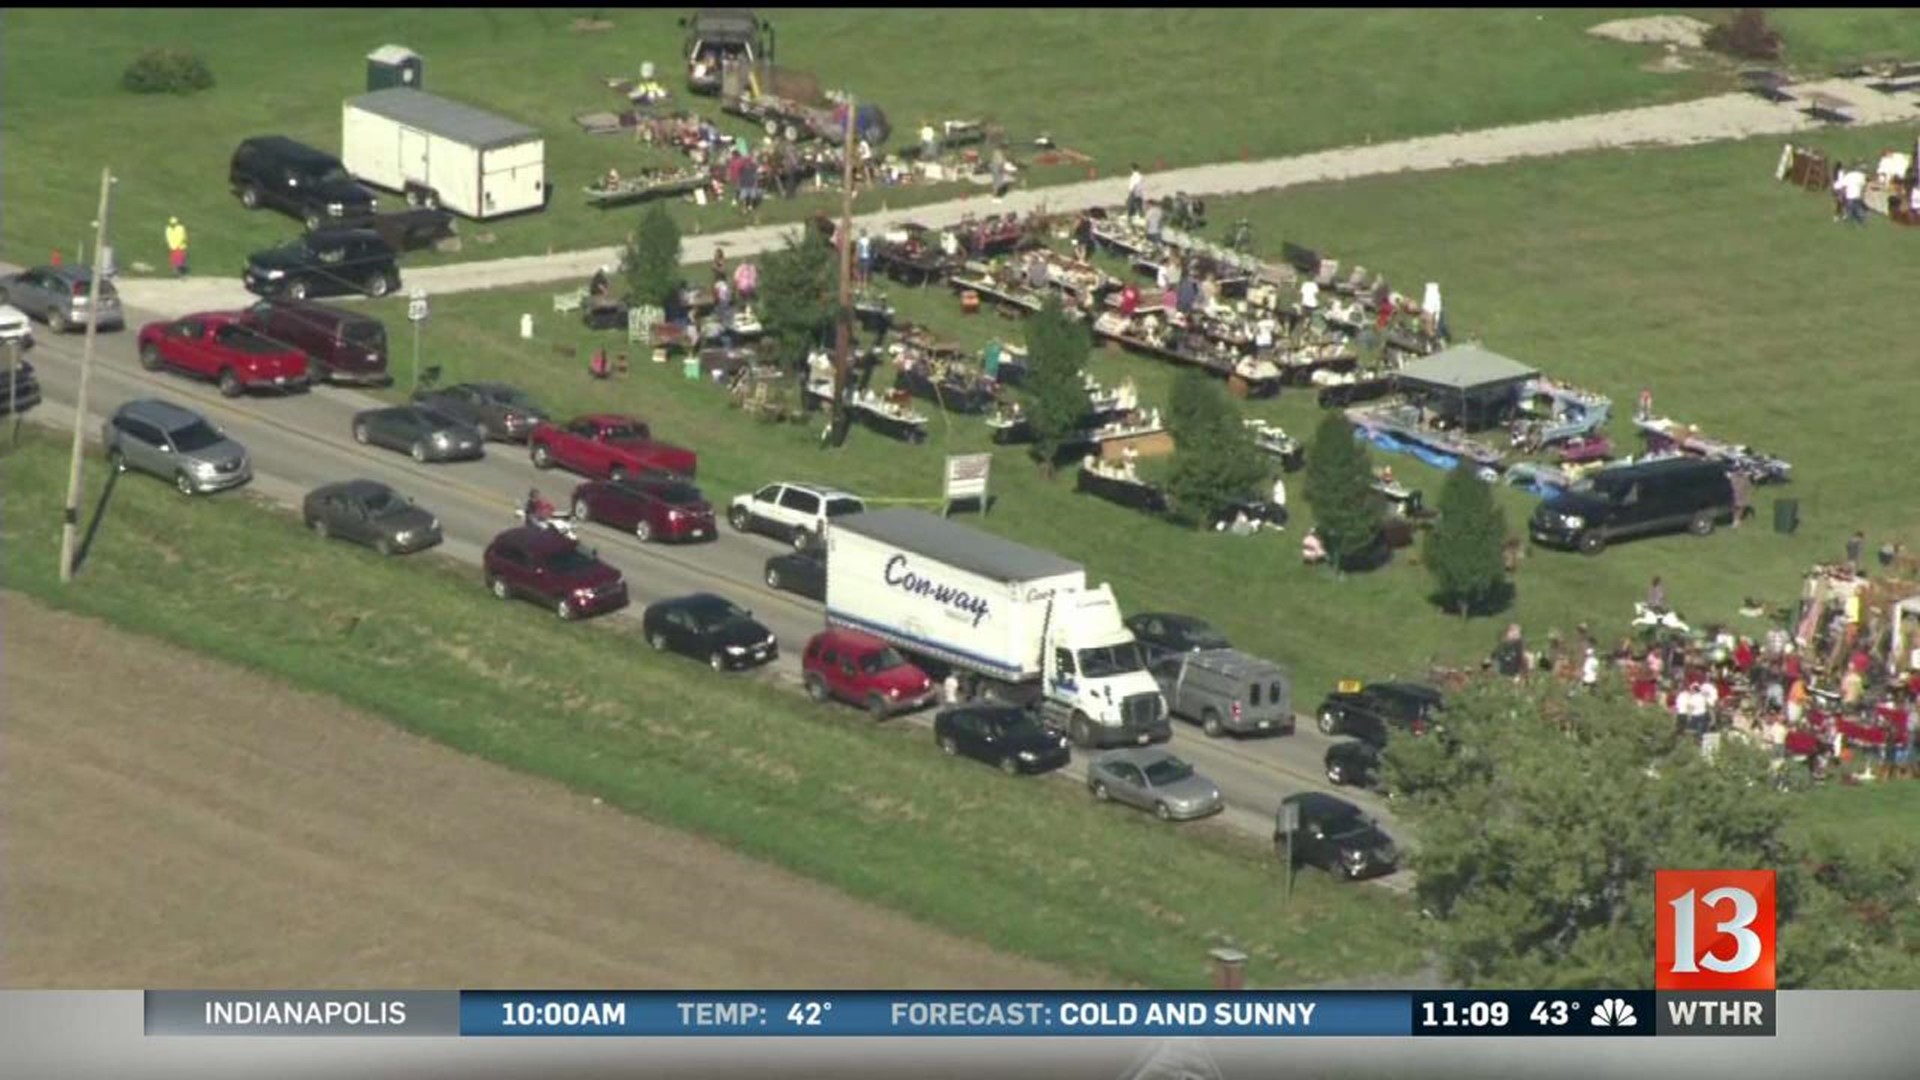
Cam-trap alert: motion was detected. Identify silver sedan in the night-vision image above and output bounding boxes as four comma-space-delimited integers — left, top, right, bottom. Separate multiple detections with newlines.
1086, 748, 1224, 822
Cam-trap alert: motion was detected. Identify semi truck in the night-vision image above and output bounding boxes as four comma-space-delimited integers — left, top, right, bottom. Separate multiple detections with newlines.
825, 508, 1169, 748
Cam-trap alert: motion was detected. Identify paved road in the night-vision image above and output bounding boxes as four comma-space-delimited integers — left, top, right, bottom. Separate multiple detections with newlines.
16, 301, 1417, 892
107, 75, 1918, 318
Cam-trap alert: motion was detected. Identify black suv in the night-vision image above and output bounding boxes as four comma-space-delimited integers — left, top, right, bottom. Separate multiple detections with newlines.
230, 136, 377, 230
1314, 680, 1442, 743
1275, 792, 1398, 881
243, 229, 400, 301
1529, 456, 1735, 555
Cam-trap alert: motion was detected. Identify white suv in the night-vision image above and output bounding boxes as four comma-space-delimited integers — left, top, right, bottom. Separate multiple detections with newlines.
728, 482, 865, 549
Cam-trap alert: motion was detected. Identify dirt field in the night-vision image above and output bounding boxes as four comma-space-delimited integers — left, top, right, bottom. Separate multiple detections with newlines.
0, 594, 1076, 989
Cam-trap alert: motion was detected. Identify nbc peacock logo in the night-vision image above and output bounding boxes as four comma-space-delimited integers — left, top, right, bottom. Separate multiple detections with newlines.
1589, 997, 1638, 1028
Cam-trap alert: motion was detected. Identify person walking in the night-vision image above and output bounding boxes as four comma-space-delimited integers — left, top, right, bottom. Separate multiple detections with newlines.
990, 148, 1012, 201
1841, 163, 1869, 226
164, 215, 189, 277
1126, 163, 1145, 219
1730, 469, 1751, 527
1847, 530, 1866, 573
855, 229, 873, 286
1647, 575, 1667, 613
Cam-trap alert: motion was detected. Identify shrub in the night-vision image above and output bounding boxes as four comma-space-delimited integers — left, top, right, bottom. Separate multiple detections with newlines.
122, 48, 216, 95
1704, 10, 1784, 62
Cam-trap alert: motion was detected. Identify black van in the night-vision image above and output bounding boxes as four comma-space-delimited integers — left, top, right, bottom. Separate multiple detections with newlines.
246, 299, 390, 386
230, 136, 377, 230
1530, 456, 1735, 554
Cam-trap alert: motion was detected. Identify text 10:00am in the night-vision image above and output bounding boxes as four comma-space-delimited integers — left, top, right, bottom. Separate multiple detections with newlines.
1418, 1001, 1510, 1029
498, 1001, 629, 1028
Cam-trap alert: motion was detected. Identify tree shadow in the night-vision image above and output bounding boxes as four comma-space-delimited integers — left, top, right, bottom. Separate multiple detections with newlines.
70, 464, 123, 577
1425, 579, 1518, 619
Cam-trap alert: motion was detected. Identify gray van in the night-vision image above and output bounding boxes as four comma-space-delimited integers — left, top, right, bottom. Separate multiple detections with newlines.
102, 399, 251, 496
1148, 648, 1294, 737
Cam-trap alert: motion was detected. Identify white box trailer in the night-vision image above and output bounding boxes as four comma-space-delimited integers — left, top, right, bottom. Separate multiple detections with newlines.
342, 88, 545, 220
826, 508, 1168, 747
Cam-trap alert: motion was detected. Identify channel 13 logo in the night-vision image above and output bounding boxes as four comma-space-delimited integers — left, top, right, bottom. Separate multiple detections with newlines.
1655, 870, 1776, 991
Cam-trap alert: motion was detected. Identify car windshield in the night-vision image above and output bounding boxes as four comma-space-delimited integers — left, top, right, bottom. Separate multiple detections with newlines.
1323, 810, 1372, 838
858, 647, 910, 675
485, 385, 535, 407
417, 408, 460, 429
168, 420, 225, 453
824, 497, 863, 517
344, 322, 385, 350
694, 600, 751, 631
1001, 716, 1049, 741
212, 325, 281, 353
361, 488, 403, 516
314, 165, 354, 187
653, 483, 704, 505
543, 548, 601, 575
1078, 643, 1145, 678
1143, 757, 1194, 786
1183, 622, 1230, 649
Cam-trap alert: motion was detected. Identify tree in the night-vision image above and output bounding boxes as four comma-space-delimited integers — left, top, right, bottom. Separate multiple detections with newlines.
1301, 410, 1382, 570
1019, 296, 1092, 471
621, 205, 682, 310
757, 229, 838, 371
1164, 371, 1268, 527
1387, 677, 1920, 989
1424, 464, 1509, 616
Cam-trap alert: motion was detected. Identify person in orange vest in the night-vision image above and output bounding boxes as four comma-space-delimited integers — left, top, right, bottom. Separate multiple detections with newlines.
165, 216, 189, 276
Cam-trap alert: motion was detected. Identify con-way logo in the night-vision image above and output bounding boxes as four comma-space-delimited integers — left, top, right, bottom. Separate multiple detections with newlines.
884, 554, 992, 627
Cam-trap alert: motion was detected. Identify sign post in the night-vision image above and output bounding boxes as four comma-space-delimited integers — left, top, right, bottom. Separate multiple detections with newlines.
1279, 801, 1299, 905
942, 452, 992, 517
407, 288, 429, 391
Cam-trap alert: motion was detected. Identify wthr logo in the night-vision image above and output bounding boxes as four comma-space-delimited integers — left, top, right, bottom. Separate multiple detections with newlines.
1654, 870, 1777, 991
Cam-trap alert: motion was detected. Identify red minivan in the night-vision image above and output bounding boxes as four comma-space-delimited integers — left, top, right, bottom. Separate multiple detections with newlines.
801, 628, 936, 718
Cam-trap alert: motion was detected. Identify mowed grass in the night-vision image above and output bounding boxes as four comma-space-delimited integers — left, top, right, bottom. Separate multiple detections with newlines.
356, 120, 1920, 721
0, 431, 1424, 989
1, 8, 1743, 273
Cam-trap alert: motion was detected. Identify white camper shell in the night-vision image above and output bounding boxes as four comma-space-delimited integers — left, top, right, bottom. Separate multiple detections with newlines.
342, 88, 545, 220
825, 508, 1168, 747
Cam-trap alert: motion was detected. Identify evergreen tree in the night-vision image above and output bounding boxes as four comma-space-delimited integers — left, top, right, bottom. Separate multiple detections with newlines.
758, 229, 839, 370
1424, 464, 1509, 616
1301, 410, 1382, 570
621, 205, 683, 309
1164, 371, 1268, 527
1020, 296, 1092, 471
1388, 677, 1920, 989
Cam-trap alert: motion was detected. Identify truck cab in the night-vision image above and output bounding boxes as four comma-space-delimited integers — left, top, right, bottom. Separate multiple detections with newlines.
1040, 586, 1170, 749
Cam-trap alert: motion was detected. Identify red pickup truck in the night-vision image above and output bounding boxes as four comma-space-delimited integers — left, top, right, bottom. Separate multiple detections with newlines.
137, 312, 310, 397
528, 414, 698, 481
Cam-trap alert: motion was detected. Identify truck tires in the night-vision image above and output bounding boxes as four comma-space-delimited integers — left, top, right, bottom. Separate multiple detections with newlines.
1069, 712, 1092, 748
804, 675, 829, 703
1201, 708, 1225, 738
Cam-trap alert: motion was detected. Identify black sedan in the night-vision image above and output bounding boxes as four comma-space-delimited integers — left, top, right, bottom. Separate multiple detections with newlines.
303, 480, 442, 555
350, 405, 485, 463
1314, 680, 1443, 742
642, 593, 779, 672
1124, 612, 1232, 660
1324, 739, 1385, 790
934, 703, 1071, 775
763, 545, 826, 601
412, 381, 550, 443
1274, 792, 1399, 881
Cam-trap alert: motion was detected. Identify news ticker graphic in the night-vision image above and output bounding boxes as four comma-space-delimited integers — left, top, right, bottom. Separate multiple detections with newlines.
139, 989, 1775, 1038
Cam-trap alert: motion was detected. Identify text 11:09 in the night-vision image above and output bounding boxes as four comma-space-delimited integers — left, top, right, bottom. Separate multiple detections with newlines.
1420, 1001, 1509, 1028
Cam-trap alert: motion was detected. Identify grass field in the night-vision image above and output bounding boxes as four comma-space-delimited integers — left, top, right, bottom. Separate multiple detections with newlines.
0, 430, 1424, 989
1, 9, 1749, 274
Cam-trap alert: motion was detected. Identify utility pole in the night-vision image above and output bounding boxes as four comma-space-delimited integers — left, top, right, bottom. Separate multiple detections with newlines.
828, 93, 857, 441
60, 168, 114, 584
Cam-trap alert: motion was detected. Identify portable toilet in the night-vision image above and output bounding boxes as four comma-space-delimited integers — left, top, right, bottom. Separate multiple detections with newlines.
366, 45, 423, 92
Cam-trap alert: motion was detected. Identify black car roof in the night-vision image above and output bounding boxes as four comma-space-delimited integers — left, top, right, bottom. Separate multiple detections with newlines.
322, 479, 398, 500
1369, 681, 1442, 702
303, 228, 390, 247
1591, 455, 1729, 483
1136, 612, 1211, 630
1285, 791, 1365, 819
240, 135, 345, 168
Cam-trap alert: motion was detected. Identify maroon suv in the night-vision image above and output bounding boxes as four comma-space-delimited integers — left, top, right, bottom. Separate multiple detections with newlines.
483, 526, 629, 620
570, 476, 717, 543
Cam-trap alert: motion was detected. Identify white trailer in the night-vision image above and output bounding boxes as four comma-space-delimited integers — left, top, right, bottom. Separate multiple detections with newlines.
826, 508, 1168, 748
341, 88, 545, 220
